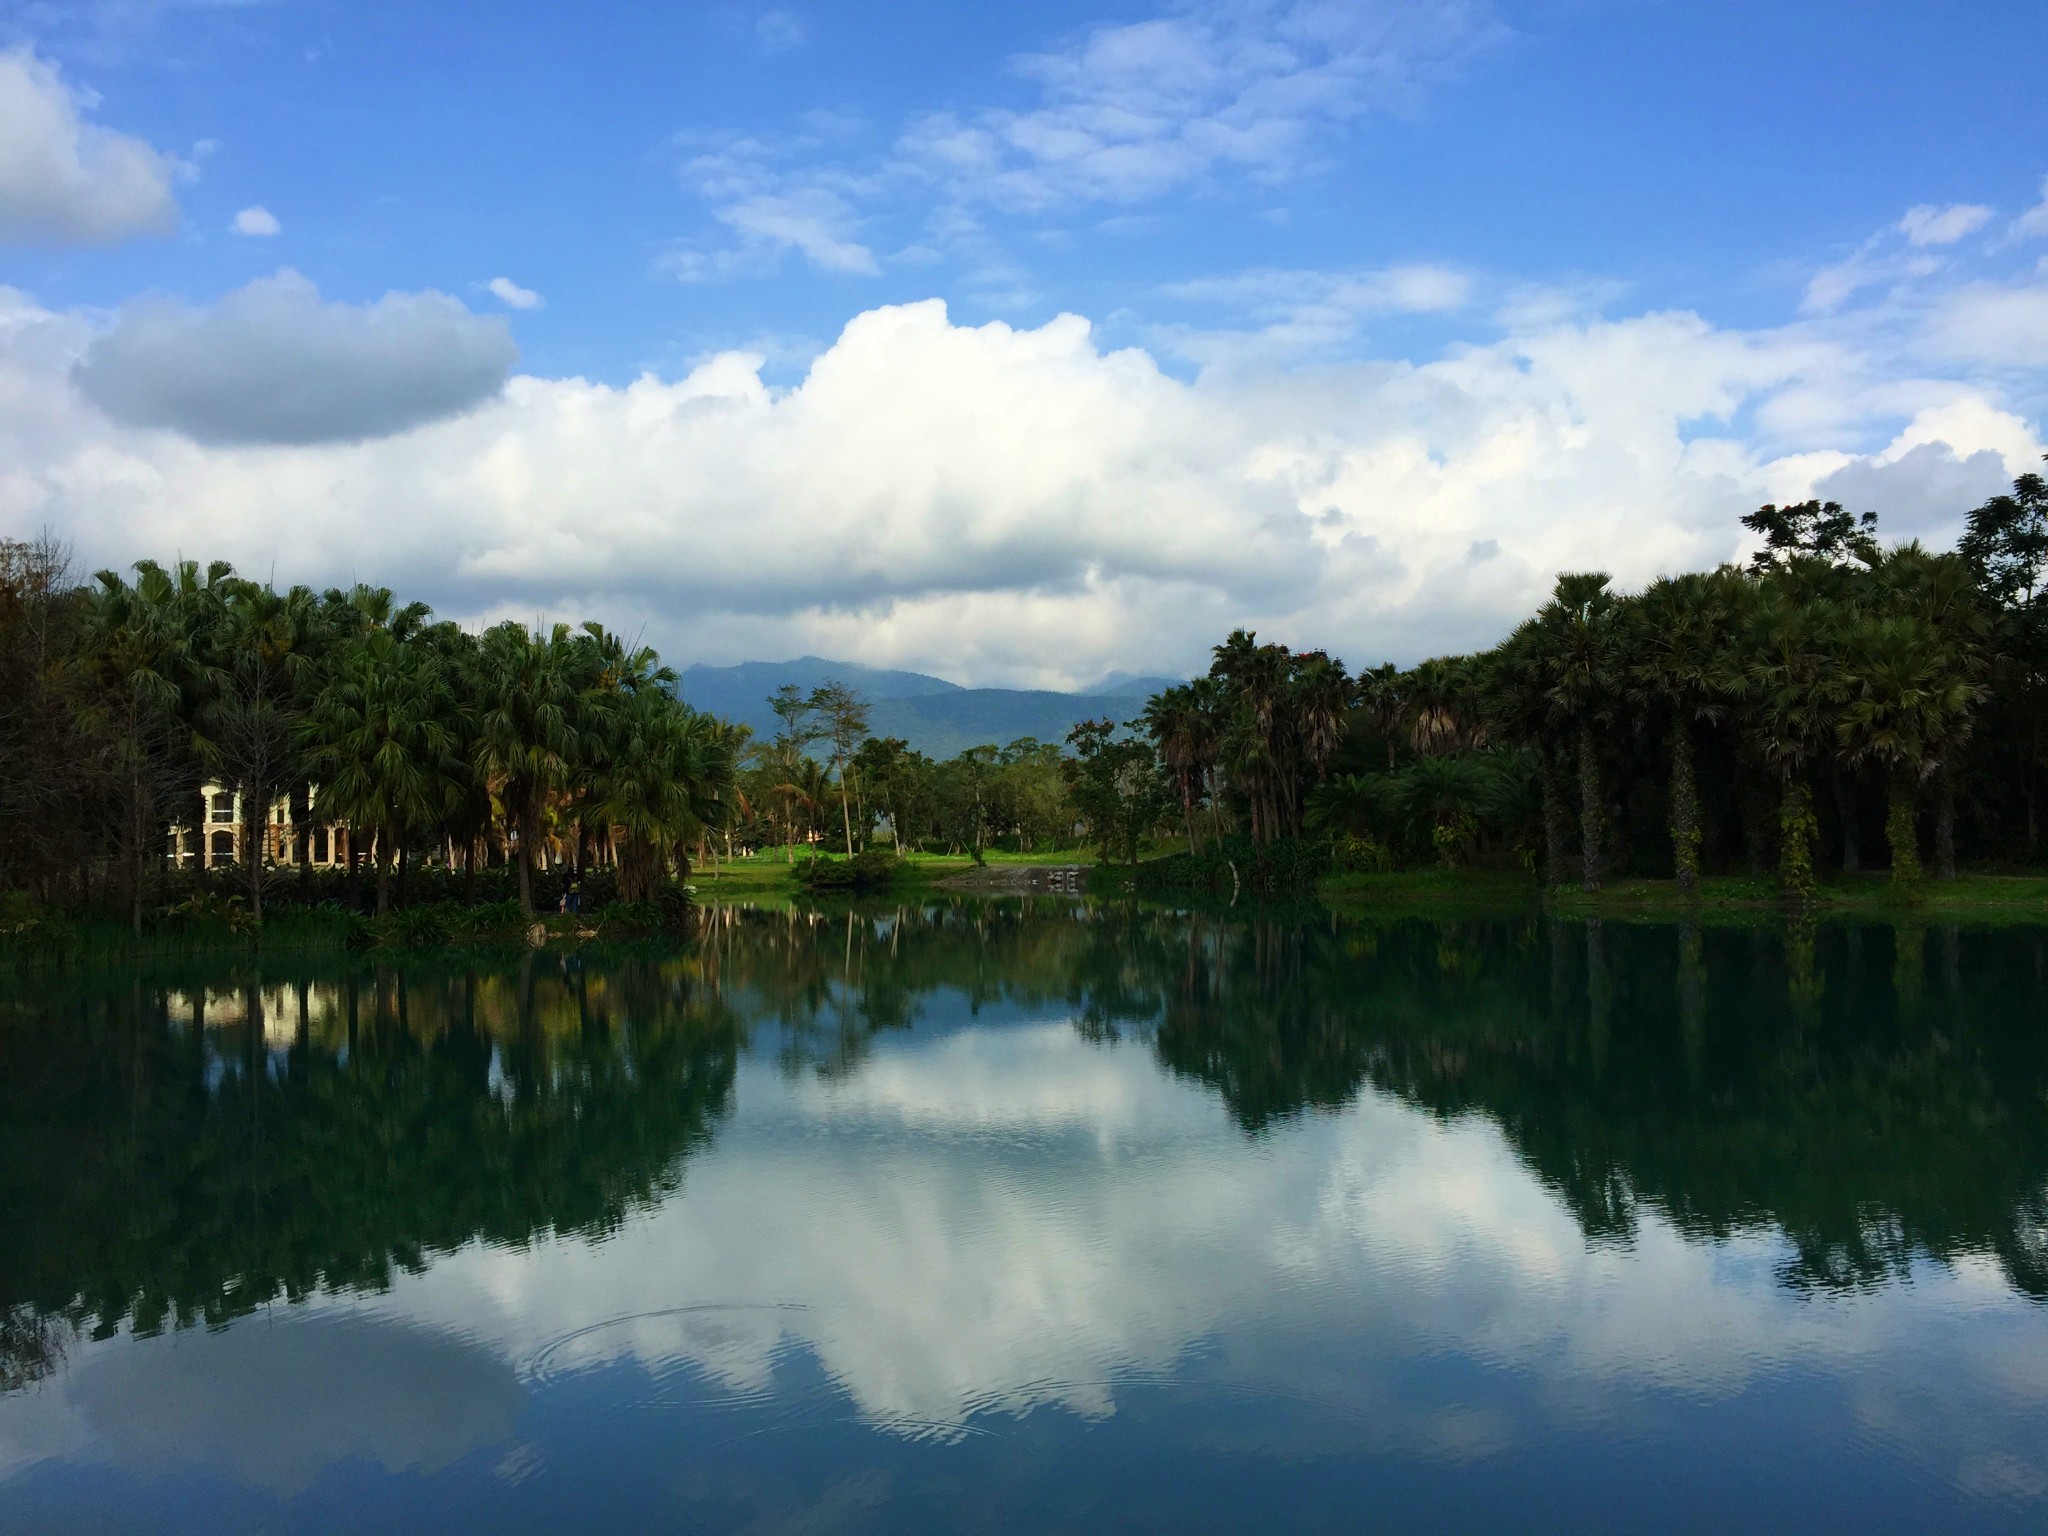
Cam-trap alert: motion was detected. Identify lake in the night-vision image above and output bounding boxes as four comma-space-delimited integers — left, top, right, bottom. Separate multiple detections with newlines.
2, 898, 2045, 1533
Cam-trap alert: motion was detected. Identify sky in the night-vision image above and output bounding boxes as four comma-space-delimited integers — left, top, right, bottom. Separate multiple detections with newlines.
1, 0, 2045, 688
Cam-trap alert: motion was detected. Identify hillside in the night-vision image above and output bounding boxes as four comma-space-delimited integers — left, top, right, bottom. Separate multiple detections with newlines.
678, 658, 1176, 757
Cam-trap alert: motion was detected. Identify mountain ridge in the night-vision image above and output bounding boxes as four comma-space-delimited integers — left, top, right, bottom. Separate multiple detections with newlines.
678, 658, 1178, 758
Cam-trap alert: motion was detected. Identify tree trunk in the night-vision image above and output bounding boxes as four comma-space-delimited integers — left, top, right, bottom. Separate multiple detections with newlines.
1541, 749, 1570, 888
1779, 777, 1817, 903
516, 824, 535, 916
1668, 718, 1701, 896
130, 760, 146, 938
375, 839, 393, 916
1830, 770, 1859, 873
243, 781, 265, 923
1577, 718, 1603, 894
1885, 769, 1923, 885
1934, 760, 1957, 881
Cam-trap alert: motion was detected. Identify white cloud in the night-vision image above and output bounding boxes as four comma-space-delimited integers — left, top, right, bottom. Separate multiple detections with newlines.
754, 6, 806, 54
2015, 176, 2048, 242
229, 204, 279, 237
1158, 262, 1473, 363
716, 189, 878, 275
665, 3, 1496, 283
486, 276, 544, 311
1898, 203, 1992, 247
69, 270, 518, 445
667, 139, 880, 279
897, 1, 1499, 213
1923, 282, 2048, 369
2, 275, 2039, 686
0, 46, 180, 245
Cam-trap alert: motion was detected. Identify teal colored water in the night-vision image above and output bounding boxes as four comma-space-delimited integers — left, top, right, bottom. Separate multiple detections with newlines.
2, 900, 2045, 1533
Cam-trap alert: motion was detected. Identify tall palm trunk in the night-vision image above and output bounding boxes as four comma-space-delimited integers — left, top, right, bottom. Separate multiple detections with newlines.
1885, 768, 1923, 885
242, 780, 267, 923
1540, 748, 1570, 888
1667, 718, 1701, 896
1577, 718, 1603, 893
1933, 760, 1957, 881
1780, 777, 1817, 902
515, 812, 537, 916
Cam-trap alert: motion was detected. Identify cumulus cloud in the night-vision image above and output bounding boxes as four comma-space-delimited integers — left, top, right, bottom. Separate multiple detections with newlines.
486, 276, 543, 310
2, 277, 2038, 686
1898, 203, 1992, 247
229, 204, 279, 237
69, 270, 518, 445
0, 46, 181, 245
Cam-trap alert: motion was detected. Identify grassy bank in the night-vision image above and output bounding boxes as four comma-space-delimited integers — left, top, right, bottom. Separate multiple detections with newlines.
1325, 869, 2048, 921
692, 846, 1103, 897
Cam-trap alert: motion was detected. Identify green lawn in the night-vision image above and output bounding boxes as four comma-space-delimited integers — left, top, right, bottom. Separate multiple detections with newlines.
687, 844, 1108, 898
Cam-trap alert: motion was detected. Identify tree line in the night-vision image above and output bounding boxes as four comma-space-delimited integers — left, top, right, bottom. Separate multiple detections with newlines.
0, 547, 741, 925
1139, 469, 2048, 894
729, 682, 1155, 864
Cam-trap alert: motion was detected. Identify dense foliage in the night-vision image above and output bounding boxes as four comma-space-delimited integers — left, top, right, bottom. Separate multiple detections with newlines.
0, 551, 740, 926
1141, 474, 2048, 895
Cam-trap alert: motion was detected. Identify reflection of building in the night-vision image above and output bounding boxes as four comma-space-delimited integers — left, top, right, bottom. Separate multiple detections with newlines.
168, 782, 355, 869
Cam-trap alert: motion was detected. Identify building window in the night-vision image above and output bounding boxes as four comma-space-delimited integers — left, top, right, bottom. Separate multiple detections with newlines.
313, 827, 330, 864
210, 793, 235, 824
210, 831, 235, 866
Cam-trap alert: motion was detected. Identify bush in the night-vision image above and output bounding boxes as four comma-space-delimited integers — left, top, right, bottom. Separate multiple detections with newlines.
593, 900, 663, 934
1332, 834, 1395, 874
795, 849, 906, 890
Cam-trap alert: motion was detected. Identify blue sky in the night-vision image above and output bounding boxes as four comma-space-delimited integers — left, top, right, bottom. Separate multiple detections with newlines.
2, 0, 2046, 684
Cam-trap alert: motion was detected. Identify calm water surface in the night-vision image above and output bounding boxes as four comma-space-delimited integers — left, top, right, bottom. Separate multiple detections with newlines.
3, 900, 2046, 1533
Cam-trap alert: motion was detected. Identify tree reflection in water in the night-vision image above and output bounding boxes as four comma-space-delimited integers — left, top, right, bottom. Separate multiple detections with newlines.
4, 900, 2044, 1393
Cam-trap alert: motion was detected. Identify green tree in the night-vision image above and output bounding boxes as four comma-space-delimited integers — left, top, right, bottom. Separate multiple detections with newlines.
473, 623, 584, 915
1537, 573, 1620, 893
303, 628, 459, 915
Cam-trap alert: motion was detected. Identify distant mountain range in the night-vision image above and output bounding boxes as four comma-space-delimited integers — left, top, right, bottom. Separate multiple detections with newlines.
677, 657, 1181, 758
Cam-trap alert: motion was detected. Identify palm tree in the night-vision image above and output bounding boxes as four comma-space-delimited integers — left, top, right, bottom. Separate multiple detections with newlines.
1868, 545, 1989, 879
1836, 613, 1975, 884
1625, 570, 1739, 895
1144, 684, 1213, 855
1484, 620, 1571, 886
1740, 576, 1844, 901
207, 579, 323, 920
1538, 573, 1620, 893
587, 690, 734, 900
1401, 656, 1481, 757
81, 558, 229, 931
472, 622, 584, 915
302, 628, 458, 914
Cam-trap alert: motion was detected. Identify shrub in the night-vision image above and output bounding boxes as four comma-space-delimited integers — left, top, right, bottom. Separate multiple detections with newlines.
795, 849, 906, 890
